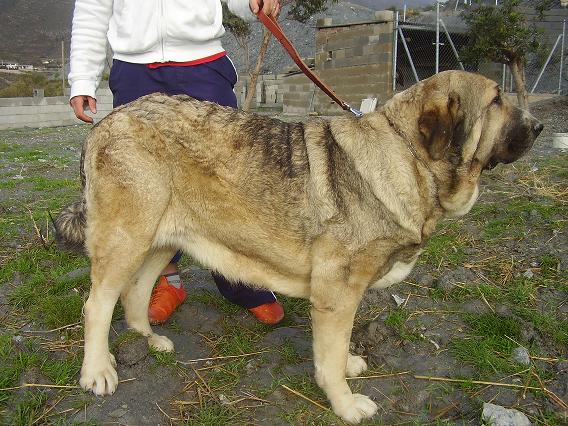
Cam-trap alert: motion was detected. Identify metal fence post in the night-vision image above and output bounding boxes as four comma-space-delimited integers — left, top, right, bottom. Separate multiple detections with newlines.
559, 19, 566, 95
398, 26, 420, 83
531, 34, 563, 93
436, 1, 440, 74
440, 19, 464, 70
393, 11, 399, 93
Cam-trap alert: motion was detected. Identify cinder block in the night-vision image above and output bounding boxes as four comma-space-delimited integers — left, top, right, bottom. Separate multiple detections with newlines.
266, 92, 277, 103
316, 18, 333, 28
351, 46, 365, 57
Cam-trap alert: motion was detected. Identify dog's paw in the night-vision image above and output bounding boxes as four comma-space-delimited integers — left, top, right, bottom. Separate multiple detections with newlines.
148, 334, 174, 352
346, 354, 368, 378
80, 355, 119, 396
333, 393, 378, 425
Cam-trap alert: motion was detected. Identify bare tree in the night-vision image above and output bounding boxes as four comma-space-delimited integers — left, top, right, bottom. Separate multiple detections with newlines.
224, 0, 338, 111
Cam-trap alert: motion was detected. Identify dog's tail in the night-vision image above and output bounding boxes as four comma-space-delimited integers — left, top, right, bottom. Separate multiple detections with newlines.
53, 199, 87, 253
53, 132, 90, 253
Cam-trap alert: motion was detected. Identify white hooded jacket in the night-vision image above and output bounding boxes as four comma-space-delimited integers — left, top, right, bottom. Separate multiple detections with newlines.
69, 0, 254, 99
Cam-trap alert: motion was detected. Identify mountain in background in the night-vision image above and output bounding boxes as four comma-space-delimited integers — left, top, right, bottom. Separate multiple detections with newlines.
0, 0, 74, 64
0, 0, 437, 73
352, 0, 435, 8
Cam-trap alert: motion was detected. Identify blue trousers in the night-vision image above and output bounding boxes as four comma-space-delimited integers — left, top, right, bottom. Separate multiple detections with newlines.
109, 58, 277, 309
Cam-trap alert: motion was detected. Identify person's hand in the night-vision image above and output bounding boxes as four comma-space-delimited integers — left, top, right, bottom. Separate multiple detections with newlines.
70, 95, 97, 124
250, 0, 280, 18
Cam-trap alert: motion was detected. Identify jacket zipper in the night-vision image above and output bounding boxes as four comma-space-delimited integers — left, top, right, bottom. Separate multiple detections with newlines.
159, 0, 166, 61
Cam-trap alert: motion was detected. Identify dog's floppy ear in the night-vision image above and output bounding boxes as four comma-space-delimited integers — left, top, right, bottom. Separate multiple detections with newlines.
418, 91, 462, 161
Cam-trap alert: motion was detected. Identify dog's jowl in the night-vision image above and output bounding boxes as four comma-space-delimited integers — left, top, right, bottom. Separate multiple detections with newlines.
55, 71, 542, 424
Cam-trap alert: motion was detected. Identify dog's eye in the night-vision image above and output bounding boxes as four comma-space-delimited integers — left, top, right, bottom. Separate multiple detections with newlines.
492, 95, 501, 105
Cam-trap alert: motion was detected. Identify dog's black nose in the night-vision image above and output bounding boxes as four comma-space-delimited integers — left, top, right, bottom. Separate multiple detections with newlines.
533, 122, 544, 134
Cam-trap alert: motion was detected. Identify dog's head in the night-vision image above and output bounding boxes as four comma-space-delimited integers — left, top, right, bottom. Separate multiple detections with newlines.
384, 71, 542, 217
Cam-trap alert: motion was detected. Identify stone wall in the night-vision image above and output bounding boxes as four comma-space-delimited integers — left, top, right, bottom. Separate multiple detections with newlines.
0, 88, 113, 130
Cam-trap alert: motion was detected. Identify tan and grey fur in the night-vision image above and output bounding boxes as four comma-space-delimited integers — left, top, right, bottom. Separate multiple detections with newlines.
55, 71, 542, 424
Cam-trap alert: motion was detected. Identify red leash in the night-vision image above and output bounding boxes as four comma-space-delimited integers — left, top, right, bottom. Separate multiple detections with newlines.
256, 10, 363, 117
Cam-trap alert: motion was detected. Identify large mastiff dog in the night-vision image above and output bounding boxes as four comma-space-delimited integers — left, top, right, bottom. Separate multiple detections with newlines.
56, 71, 542, 424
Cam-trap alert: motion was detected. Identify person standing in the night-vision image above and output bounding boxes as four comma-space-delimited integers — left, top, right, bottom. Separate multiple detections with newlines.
68, 0, 284, 325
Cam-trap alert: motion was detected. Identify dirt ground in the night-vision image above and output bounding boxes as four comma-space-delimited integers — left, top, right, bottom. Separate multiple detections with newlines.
0, 97, 567, 425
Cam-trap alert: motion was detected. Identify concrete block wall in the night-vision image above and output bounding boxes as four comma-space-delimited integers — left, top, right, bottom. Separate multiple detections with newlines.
234, 74, 285, 109
283, 11, 395, 116
0, 88, 113, 130
281, 73, 315, 115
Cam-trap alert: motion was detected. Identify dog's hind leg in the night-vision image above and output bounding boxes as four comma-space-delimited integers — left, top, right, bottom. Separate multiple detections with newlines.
121, 248, 177, 352
80, 249, 145, 396
345, 353, 369, 378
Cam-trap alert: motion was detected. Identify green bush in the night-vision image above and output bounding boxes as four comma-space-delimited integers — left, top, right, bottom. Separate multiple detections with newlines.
0, 72, 65, 98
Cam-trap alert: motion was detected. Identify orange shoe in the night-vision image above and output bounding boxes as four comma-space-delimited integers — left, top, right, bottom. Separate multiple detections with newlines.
148, 275, 187, 324
248, 301, 284, 325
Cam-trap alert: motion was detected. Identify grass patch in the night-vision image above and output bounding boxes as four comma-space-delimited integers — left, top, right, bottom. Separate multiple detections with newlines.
111, 330, 145, 351
279, 405, 339, 425
24, 176, 78, 191
384, 309, 423, 342
472, 198, 562, 240
205, 358, 249, 392
463, 312, 520, 338
450, 313, 522, 376
278, 373, 326, 402
202, 320, 265, 391
279, 296, 311, 318
514, 308, 568, 347
0, 246, 88, 286
1, 350, 23, 403
39, 294, 84, 329
385, 309, 408, 329
12, 391, 48, 426
149, 349, 177, 367
421, 222, 467, 266
41, 356, 81, 385
164, 320, 183, 334
279, 339, 303, 365
0, 334, 12, 359
183, 401, 243, 425
216, 324, 259, 356
538, 255, 561, 279
0, 347, 45, 407
2, 246, 90, 329
0, 180, 17, 189
187, 289, 241, 315
506, 278, 537, 306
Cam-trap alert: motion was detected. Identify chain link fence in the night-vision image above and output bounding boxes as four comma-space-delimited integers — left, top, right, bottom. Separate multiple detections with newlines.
393, 2, 567, 96
394, 19, 472, 92
526, 20, 567, 95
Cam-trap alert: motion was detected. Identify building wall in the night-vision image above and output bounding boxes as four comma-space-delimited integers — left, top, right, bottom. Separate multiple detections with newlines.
0, 88, 113, 130
234, 74, 286, 109
519, 6, 568, 41
283, 11, 395, 116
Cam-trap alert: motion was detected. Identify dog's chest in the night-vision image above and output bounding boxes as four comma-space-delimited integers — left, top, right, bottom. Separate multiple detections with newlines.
370, 256, 419, 289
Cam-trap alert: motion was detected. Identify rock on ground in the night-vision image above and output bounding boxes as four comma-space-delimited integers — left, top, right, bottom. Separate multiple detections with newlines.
482, 403, 532, 426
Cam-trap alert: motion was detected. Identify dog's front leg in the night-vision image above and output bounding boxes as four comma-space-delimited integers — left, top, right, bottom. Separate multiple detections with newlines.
311, 303, 378, 424
310, 237, 378, 424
